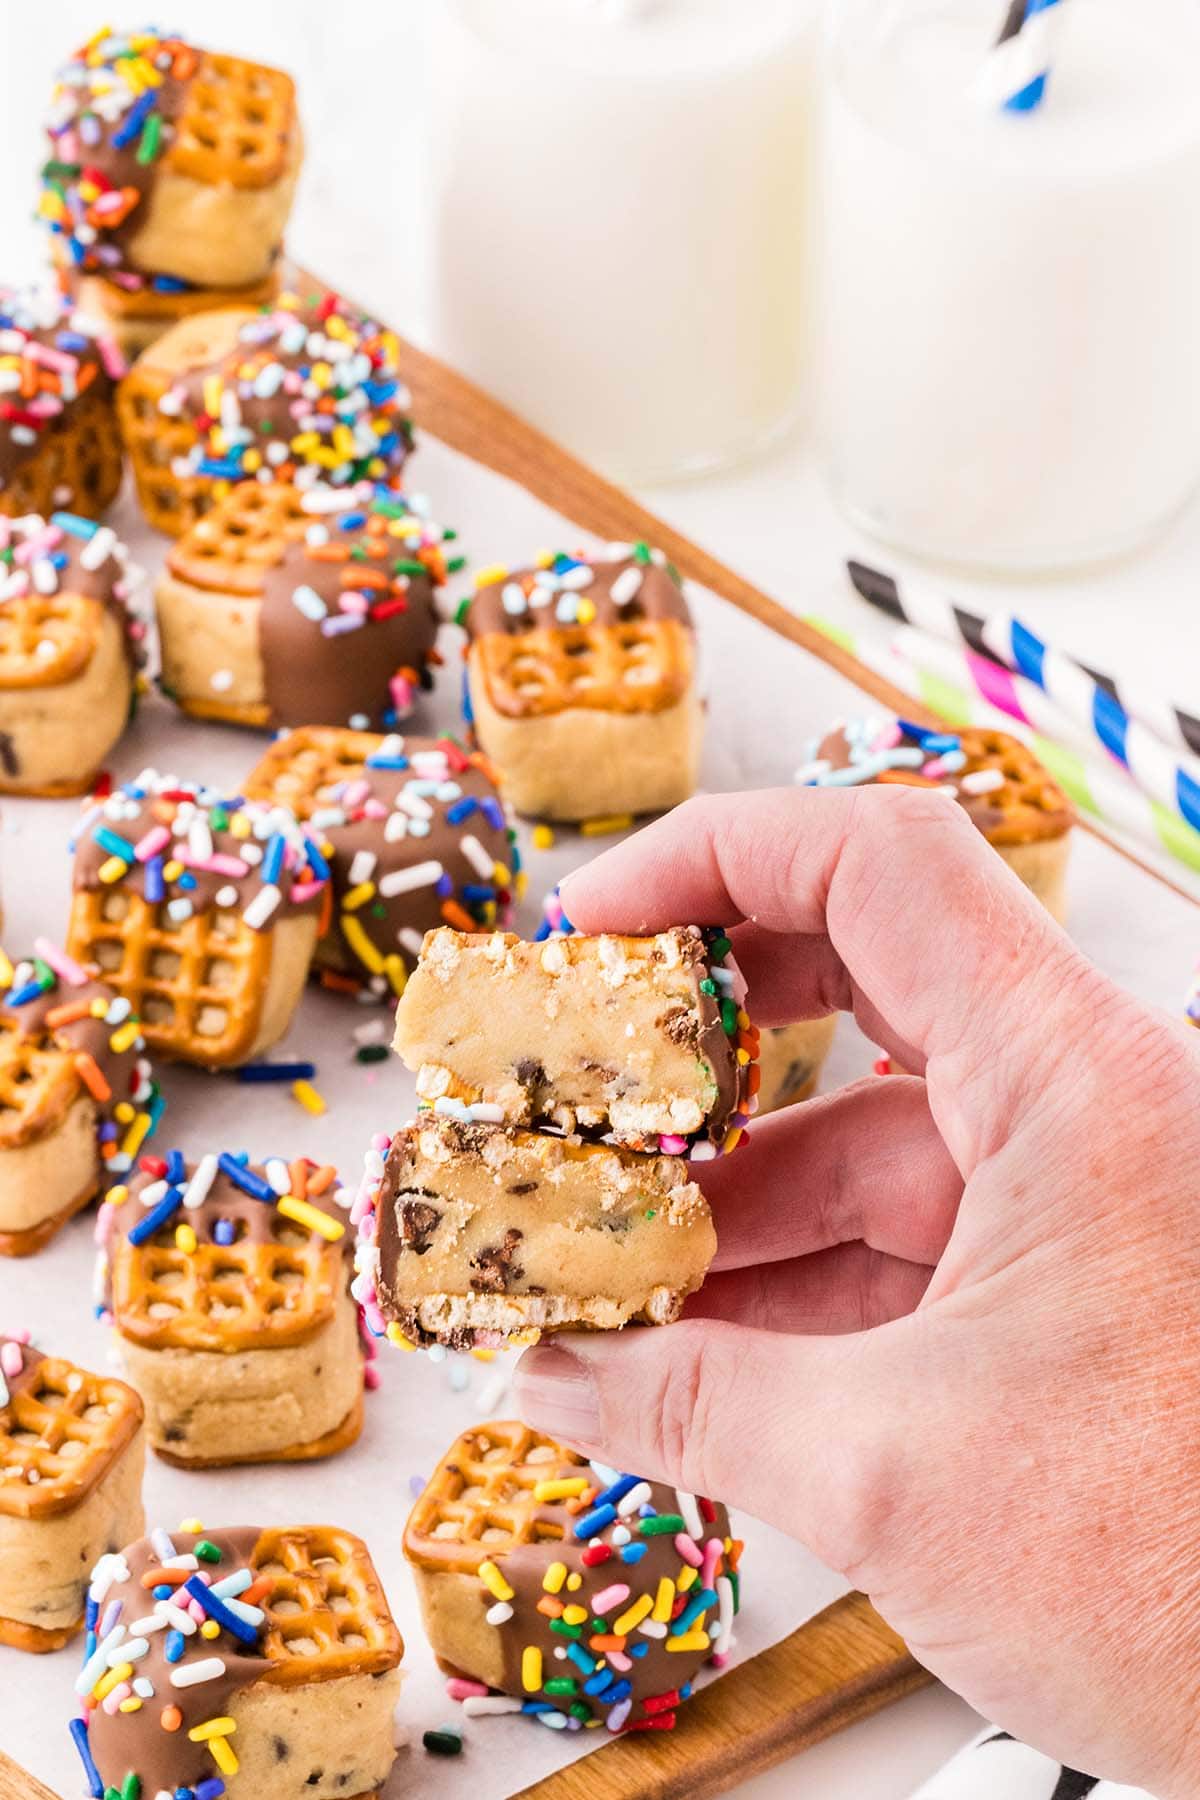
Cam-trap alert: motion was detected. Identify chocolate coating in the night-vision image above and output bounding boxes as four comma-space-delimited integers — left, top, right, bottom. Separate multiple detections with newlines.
0, 1337, 43, 1405
467, 548, 691, 641
0, 288, 119, 494
0, 966, 149, 1144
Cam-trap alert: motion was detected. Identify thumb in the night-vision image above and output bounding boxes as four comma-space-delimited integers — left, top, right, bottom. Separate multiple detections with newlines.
514, 1320, 913, 1579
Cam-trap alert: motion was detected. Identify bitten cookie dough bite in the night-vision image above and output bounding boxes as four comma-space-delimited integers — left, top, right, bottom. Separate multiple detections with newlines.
406, 1422, 742, 1735
0, 511, 148, 796
0, 286, 124, 520
395, 925, 757, 1156
462, 544, 702, 821
0, 1332, 144, 1652
118, 292, 415, 536
799, 714, 1074, 921
0, 943, 160, 1257
246, 727, 520, 1001
72, 1521, 403, 1800
157, 482, 456, 730
96, 1146, 364, 1467
65, 770, 330, 1069
41, 27, 301, 295
353, 1116, 716, 1349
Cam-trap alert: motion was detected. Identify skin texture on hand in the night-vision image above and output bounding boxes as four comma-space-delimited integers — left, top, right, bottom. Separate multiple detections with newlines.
513, 787, 1200, 1796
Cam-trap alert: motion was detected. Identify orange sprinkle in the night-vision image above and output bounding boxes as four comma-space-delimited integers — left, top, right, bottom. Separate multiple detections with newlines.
747, 1064, 762, 1098
318, 967, 360, 994
343, 565, 388, 591
536, 1596, 564, 1619
317, 881, 334, 941
160, 1706, 183, 1733
171, 43, 200, 79
308, 1164, 337, 1196
440, 900, 477, 932
875, 770, 940, 787
45, 1000, 92, 1027
307, 543, 351, 563
140, 1567, 189, 1590
241, 1575, 274, 1607
74, 1051, 112, 1103
588, 1634, 626, 1653
289, 1158, 310, 1202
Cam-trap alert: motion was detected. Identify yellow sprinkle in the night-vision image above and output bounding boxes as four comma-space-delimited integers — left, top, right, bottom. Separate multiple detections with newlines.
492, 861, 512, 887
291, 1079, 326, 1117
576, 598, 597, 625
566, 1572, 582, 1592
342, 880, 377, 912
175, 1223, 198, 1254
515, 870, 529, 900
230, 814, 251, 839
384, 954, 408, 998
666, 1630, 710, 1653
531, 825, 555, 851
677, 1565, 698, 1592
542, 1562, 567, 1595
109, 1020, 140, 1054
162, 858, 184, 882
332, 424, 357, 460
180, 1518, 204, 1534
508, 1327, 541, 1347
118, 1697, 142, 1713
471, 1346, 496, 1362
736, 1047, 751, 1066
385, 1323, 416, 1351
200, 1620, 220, 1640
114, 1101, 135, 1124
479, 1560, 514, 1603
534, 548, 555, 568
120, 1112, 152, 1160
98, 855, 127, 883
532, 1478, 589, 1503
0, 949, 13, 989
561, 1605, 588, 1627
189, 1718, 237, 1742
613, 1594, 654, 1636
202, 375, 223, 418
521, 1646, 543, 1693
106, 1184, 128, 1209
737, 1008, 751, 1030
290, 431, 319, 454
472, 563, 509, 589
277, 1193, 344, 1241
340, 913, 385, 976
208, 1737, 239, 1777
580, 814, 635, 837
93, 1663, 132, 1702
242, 449, 262, 473
652, 1578, 675, 1624
722, 1127, 743, 1154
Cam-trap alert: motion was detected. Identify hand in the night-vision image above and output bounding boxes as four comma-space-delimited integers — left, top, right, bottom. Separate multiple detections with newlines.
514, 787, 1200, 1795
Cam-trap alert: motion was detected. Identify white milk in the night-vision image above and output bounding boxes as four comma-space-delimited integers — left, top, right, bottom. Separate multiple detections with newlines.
818, 0, 1200, 570
427, 0, 813, 483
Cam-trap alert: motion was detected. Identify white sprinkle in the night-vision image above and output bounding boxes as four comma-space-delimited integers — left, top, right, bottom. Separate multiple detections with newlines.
637, 1619, 668, 1639
155, 1602, 197, 1635
383, 812, 408, 843
486, 1601, 513, 1625
210, 669, 235, 693
128, 1614, 169, 1637
398, 927, 424, 957
292, 583, 327, 621
348, 849, 377, 886
675, 1490, 704, 1539
109, 1636, 150, 1665
80, 525, 117, 571
138, 1179, 167, 1210
182, 1154, 218, 1211
379, 860, 443, 897
616, 1481, 652, 1517
170, 1656, 226, 1689
265, 1159, 291, 1196
610, 1525, 631, 1547
31, 557, 59, 595
960, 767, 1005, 796
458, 833, 496, 880
188, 819, 214, 863
133, 1678, 155, 1699
609, 565, 644, 607
501, 583, 527, 616
166, 898, 194, 925
215, 884, 239, 908
243, 884, 282, 930
462, 1696, 523, 1717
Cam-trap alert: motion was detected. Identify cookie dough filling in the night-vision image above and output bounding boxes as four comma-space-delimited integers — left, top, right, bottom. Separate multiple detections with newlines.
118, 292, 415, 537
66, 771, 330, 1070
159, 484, 461, 731
461, 544, 702, 822
97, 1146, 364, 1467
0, 511, 149, 796
394, 924, 756, 1155
0, 1334, 144, 1652
246, 727, 520, 1000
0, 286, 124, 520
406, 1422, 742, 1735
71, 1522, 404, 1800
0, 943, 160, 1257
798, 714, 1074, 921
353, 1116, 717, 1350
41, 28, 302, 292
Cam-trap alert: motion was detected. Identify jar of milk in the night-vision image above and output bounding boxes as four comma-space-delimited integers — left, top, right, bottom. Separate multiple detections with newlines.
817, 0, 1200, 571
427, 0, 814, 485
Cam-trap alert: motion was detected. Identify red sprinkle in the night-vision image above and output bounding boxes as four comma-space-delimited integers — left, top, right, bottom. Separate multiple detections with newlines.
581, 1544, 611, 1568
642, 1689, 680, 1715
625, 1713, 677, 1733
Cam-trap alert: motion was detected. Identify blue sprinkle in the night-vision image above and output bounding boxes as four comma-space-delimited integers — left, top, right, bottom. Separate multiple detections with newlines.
261, 832, 286, 886
565, 1642, 597, 1677
92, 825, 134, 862
176, 870, 197, 892
195, 1782, 225, 1800
680, 1681, 693, 1698
583, 1668, 614, 1696
630, 1641, 650, 1659
480, 798, 505, 831
446, 798, 477, 825
152, 1583, 173, 1601
50, 510, 99, 540
461, 884, 495, 903
363, 755, 409, 771
619, 1543, 648, 1564
213, 1219, 235, 1247
111, 91, 156, 148
573, 1503, 617, 1540
145, 855, 166, 904
593, 1474, 640, 1511
85, 1596, 99, 1633
302, 835, 330, 880
151, 275, 191, 293
69, 1718, 102, 1799
605, 1679, 632, 1702
435, 873, 454, 898
217, 1154, 275, 1202
166, 1149, 186, 1184
184, 1575, 260, 1645
197, 456, 245, 480
671, 1588, 717, 1636
337, 511, 366, 531
127, 1187, 183, 1246
236, 1061, 315, 1084
6, 979, 47, 1007
56, 331, 90, 352
166, 1628, 186, 1662
521, 1702, 557, 1715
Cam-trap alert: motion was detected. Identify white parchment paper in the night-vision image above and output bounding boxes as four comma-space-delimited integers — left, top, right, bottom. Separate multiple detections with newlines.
0, 439, 1196, 1799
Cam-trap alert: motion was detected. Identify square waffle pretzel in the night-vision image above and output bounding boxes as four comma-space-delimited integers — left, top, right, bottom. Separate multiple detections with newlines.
66, 887, 271, 1067
252, 1525, 403, 1686
0, 382, 122, 523
244, 724, 384, 816
405, 1421, 582, 1571
955, 726, 1074, 845
165, 52, 298, 189
169, 479, 312, 596
0, 591, 104, 689
110, 1208, 345, 1355
0, 1354, 142, 1522
0, 1013, 83, 1148
471, 616, 694, 718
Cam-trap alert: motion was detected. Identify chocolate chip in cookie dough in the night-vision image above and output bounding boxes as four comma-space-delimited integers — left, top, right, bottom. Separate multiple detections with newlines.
0, 732, 17, 777
397, 1193, 442, 1255
470, 1228, 524, 1293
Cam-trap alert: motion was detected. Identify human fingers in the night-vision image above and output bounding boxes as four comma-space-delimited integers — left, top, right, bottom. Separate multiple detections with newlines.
686, 1244, 934, 1334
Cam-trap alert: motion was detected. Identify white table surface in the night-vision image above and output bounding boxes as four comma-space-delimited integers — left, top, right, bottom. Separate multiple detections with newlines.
0, 7, 1192, 1796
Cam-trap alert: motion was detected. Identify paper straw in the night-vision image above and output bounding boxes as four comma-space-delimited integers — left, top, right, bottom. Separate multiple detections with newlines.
974, 0, 1067, 111
848, 559, 1200, 797
907, 1725, 1150, 1799
803, 614, 1200, 878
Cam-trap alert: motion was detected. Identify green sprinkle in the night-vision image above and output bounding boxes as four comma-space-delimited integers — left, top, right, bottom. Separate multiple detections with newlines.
569, 1702, 592, 1721
370, 497, 409, 519
356, 1044, 390, 1064
395, 558, 429, 578
632, 541, 652, 566
544, 1678, 579, 1696
730, 1570, 740, 1613
446, 555, 468, 574
121, 1775, 142, 1800
444, 528, 459, 541
644, 1209, 657, 1221
549, 1618, 583, 1638
720, 999, 738, 1035
32, 957, 55, 989
638, 1513, 685, 1536
209, 807, 229, 833
136, 112, 162, 164
709, 934, 732, 962
699, 977, 717, 997
423, 1728, 463, 1757
194, 1539, 222, 1564
42, 158, 82, 178
454, 596, 471, 628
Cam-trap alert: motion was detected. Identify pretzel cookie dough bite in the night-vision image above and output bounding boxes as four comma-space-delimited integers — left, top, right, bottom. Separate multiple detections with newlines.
354, 1116, 716, 1350
65, 771, 330, 1070
0, 944, 159, 1257
801, 715, 1074, 921
96, 1148, 364, 1467
41, 28, 301, 300
119, 291, 415, 537
0, 1333, 144, 1652
406, 1422, 742, 1734
395, 925, 756, 1155
157, 482, 458, 730
462, 544, 702, 822
71, 1522, 404, 1800
0, 286, 124, 520
0, 511, 148, 797
245, 727, 519, 1000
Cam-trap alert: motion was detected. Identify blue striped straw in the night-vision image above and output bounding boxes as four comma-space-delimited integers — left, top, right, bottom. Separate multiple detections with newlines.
979, 0, 1067, 112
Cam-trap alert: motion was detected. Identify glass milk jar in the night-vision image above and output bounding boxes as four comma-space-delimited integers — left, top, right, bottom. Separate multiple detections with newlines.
427, 0, 814, 485
817, 0, 1200, 571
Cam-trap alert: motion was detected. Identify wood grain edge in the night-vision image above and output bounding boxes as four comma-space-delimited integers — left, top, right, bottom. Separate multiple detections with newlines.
0, 1747, 59, 1800
511, 1594, 929, 1800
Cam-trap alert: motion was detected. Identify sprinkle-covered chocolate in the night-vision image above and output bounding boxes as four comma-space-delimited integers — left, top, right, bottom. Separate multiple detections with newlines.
0, 287, 124, 496
463, 543, 690, 642
0, 510, 147, 683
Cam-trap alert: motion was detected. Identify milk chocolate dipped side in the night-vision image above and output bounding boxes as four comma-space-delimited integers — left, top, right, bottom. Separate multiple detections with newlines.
467, 547, 692, 640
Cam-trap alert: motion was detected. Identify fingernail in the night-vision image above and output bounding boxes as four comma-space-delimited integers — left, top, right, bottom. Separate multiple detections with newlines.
514, 1342, 600, 1445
